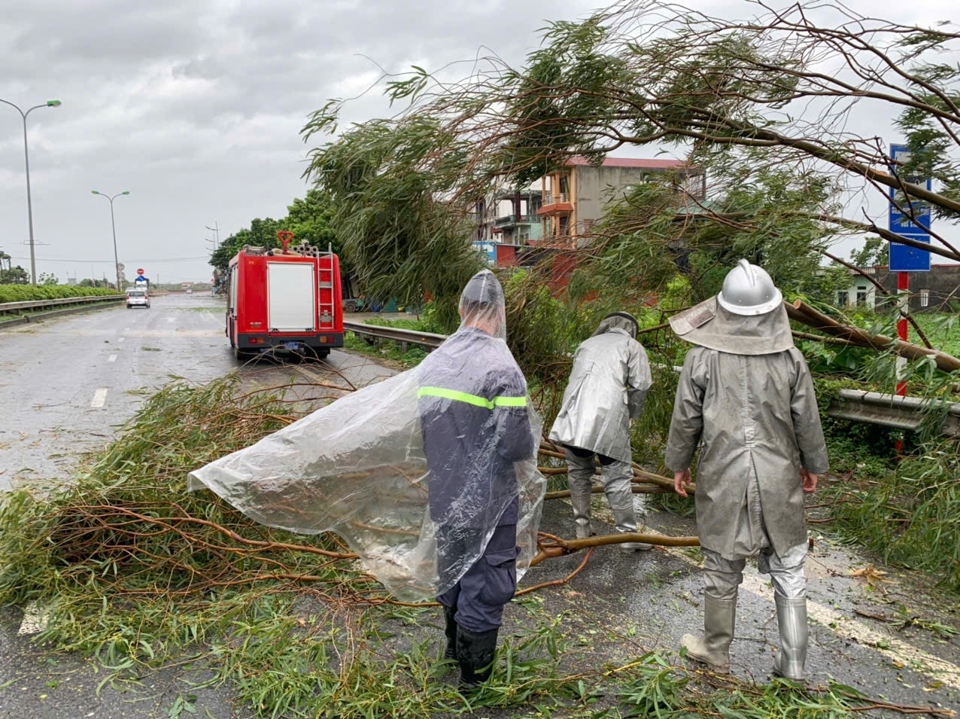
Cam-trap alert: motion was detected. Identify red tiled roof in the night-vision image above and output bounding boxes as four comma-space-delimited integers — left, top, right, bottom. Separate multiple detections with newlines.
566, 155, 687, 169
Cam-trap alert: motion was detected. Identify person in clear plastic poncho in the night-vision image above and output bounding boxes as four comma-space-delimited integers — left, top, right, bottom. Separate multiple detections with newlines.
665, 260, 829, 681
549, 312, 653, 551
188, 269, 544, 689
416, 269, 540, 688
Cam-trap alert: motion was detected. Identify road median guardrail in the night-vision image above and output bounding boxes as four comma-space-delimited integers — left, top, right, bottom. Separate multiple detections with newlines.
0, 294, 125, 327
343, 320, 446, 351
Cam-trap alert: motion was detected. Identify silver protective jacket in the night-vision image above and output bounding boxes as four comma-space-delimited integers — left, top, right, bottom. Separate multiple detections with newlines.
549, 327, 652, 463
664, 345, 829, 559
188, 270, 546, 601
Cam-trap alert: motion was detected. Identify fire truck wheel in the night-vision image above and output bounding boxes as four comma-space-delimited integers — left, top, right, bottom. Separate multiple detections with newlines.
233, 347, 254, 362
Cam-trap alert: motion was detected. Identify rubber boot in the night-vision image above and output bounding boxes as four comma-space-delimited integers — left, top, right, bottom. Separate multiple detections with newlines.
443, 606, 457, 660
570, 492, 593, 539
772, 595, 808, 681
681, 594, 737, 673
604, 463, 652, 552
456, 626, 499, 690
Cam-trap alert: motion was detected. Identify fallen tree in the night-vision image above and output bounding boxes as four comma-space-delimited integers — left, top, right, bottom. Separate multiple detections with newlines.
787, 300, 960, 374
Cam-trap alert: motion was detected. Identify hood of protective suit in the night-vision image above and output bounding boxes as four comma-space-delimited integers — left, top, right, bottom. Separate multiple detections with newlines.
592, 312, 639, 340
188, 269, 545, 602
668, 296, 793, 355
459, 269, 506, 341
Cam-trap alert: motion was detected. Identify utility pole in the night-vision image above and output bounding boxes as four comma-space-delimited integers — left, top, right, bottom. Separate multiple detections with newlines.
205, 222, 220, 249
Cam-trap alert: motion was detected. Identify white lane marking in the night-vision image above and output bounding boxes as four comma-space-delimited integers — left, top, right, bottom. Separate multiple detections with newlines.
90, 388, 108, 408
643, 527, 960, 690
107, 354, 118, 363
118, 337, 125, 343
166, 317, 176, 323
18, 601, 48, 636
740, 571, 960, 690
124, 327, 131, 332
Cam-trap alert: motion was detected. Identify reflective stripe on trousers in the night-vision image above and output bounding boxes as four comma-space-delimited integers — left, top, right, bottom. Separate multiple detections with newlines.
702, 542, 807, 600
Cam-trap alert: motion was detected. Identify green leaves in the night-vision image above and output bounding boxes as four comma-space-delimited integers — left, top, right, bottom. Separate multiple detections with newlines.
0, 284, 118, 302
302, 114, 484, 330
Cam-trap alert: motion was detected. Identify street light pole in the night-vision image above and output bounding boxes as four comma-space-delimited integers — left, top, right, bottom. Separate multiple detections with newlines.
0, 98, 62, 285
92, 190, 130, 291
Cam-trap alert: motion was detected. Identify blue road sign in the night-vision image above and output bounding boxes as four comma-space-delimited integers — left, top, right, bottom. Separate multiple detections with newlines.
473, 241, 496, 266
888, 143, 931, 272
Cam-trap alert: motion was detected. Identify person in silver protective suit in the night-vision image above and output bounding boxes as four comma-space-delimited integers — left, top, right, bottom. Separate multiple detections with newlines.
549, 312, 654, 552
418, 269, 536, 689
665, 260, 829, 681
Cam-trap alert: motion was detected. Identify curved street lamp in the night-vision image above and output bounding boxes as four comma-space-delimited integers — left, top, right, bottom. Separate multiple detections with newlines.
92, 190, 130, 291
0, 98, 62, 285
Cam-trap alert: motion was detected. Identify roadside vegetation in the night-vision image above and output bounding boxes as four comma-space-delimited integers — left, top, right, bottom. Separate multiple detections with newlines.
0, 284, 119, 303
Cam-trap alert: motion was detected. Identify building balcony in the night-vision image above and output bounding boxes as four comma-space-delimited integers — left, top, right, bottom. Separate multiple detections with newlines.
494, 213, 538, 227
537, 194, 574, 216
494, 190, 540, 201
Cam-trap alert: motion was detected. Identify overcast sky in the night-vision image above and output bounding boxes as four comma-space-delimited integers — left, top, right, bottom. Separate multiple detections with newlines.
0, 0, 955, 285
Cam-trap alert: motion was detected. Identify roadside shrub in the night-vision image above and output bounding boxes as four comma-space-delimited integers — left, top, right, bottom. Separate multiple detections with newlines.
0, 285, 118, 303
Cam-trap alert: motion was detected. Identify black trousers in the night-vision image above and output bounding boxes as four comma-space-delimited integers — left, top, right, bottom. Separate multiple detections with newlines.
437, 524, 519, 633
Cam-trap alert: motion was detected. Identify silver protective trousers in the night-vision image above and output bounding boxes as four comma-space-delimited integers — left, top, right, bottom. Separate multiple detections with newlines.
702, 543, 807, 601
700, 542, 809, 680
564, 448, 645, 534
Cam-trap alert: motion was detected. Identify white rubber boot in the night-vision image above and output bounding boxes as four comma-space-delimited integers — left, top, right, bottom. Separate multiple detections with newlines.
772, 595, 808, 681
681, 594, 736, 673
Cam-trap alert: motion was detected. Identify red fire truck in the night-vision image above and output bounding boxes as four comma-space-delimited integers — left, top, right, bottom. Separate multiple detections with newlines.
226, 232, 344, 360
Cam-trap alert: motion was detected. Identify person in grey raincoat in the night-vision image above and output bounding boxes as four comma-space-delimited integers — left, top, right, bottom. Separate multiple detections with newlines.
417, 269, 536, 689
549, 312, 653, 551
665, 260, 829, 681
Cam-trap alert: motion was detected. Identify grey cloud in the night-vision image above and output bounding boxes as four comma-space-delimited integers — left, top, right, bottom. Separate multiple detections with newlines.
3, 0, 951, 286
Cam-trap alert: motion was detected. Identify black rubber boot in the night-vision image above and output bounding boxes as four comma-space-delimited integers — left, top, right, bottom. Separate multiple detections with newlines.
443, 606, 457, 660
456, 626, 499, 690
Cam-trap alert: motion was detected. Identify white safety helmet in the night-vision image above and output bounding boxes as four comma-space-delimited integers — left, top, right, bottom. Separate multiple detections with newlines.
717, 259, 782, 316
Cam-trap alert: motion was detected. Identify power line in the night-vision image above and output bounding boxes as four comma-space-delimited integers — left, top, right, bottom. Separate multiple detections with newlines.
6, 255, 210, 264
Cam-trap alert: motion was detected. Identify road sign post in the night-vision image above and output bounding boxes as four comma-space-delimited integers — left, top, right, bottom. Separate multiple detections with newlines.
887, 143, 932, 404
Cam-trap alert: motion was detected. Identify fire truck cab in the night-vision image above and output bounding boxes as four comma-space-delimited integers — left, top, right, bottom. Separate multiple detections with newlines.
226, 233, 344, 360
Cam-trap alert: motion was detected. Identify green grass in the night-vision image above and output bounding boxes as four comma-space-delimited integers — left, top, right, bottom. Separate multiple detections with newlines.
363, 314, 445, 334
912, 313, 960, 357
343, 330, 430, 368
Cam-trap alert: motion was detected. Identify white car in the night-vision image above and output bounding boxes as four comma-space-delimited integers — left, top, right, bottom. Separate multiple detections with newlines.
127, 290, 151, 309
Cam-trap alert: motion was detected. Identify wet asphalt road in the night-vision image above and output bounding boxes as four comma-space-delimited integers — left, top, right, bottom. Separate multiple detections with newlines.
513, 498, 960, 714
1, 297, 959, 717
0, 294, 398, 719
0, 293, 395, 493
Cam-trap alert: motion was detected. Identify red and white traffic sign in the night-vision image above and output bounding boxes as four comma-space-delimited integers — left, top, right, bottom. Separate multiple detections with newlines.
137, 268, 144, 276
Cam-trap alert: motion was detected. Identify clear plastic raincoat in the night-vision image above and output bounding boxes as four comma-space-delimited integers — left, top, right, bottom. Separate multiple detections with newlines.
188, 270, 545, 602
